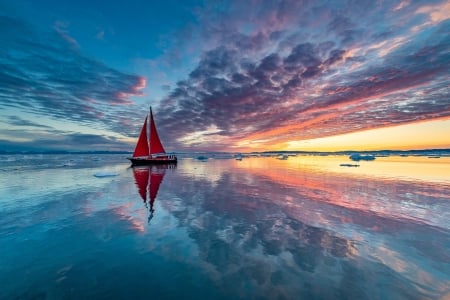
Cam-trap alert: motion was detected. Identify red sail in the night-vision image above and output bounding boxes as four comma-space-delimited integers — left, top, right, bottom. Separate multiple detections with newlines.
133, 167, 149, 202
149, 108, 166, 155
149, 170, 165, 203
133, 116, 149, 157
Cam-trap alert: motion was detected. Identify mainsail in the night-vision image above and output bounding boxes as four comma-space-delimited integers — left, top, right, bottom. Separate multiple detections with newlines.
132, 116, 149, 157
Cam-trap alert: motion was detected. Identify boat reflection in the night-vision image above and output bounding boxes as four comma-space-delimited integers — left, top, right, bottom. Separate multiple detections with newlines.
132, 164, 176, 223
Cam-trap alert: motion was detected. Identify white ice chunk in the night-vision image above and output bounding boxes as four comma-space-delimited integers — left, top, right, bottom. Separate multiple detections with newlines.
93, 172, 118, 177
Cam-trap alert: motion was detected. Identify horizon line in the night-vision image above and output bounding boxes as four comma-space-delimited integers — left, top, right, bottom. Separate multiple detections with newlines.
1, 148, 450, 155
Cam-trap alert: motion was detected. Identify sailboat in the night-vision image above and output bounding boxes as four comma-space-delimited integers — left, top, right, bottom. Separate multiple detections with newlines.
128, 107, 177, 166
133, 165, 172, 223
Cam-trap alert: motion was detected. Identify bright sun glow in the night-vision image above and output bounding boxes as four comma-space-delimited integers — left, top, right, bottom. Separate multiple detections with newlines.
285, 118, 450, 151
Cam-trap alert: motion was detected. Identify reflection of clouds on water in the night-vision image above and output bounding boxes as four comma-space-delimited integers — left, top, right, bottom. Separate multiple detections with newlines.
158, 158, 450, 299
240, 157, 450, 230
1, 155, 449, 299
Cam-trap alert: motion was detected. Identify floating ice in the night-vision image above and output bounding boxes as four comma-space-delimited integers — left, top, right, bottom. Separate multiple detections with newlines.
340, 163, 360, 167
349, 153, 375, 161
93, 172, 118, 177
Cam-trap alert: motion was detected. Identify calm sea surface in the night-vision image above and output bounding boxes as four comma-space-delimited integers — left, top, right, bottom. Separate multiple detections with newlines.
0, 154, 449, 299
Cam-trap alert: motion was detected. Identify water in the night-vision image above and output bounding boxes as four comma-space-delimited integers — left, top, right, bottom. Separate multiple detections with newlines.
0, 154, 449, 299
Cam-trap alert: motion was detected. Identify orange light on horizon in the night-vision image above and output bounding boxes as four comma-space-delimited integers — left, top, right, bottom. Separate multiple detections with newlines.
284, 118, 450, 151
229, 118, 450, 152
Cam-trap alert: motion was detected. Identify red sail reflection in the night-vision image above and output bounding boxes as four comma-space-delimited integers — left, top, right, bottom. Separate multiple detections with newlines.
132, 164, 174, 222
133, 167, 150, 201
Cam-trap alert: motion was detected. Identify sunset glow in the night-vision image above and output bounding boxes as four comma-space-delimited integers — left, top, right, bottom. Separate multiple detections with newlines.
0, 0, 449, 152
285, 118, 450, 152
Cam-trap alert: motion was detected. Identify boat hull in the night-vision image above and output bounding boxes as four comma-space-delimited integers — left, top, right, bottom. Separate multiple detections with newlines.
128, 156, 177, 166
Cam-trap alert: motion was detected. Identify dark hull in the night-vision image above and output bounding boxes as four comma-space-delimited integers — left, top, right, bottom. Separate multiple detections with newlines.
128, 157, 177, 166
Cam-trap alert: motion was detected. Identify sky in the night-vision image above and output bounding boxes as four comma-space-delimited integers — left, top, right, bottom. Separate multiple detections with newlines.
0, 0, 449, 153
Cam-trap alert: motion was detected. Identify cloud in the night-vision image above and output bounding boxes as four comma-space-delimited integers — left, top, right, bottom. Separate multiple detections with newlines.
0, 13, 145, 139
153, 0, 450, 151
161, 84, 171, 91
5, 116, 53, 129
415, 1, 450, 24
0, 132, 130, 152
1, 0, 449, 152
54, 20, 80, 49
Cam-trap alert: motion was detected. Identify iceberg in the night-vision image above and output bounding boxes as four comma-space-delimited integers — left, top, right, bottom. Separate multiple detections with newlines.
93, 172, 118, 177
349, 153, 375, 161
